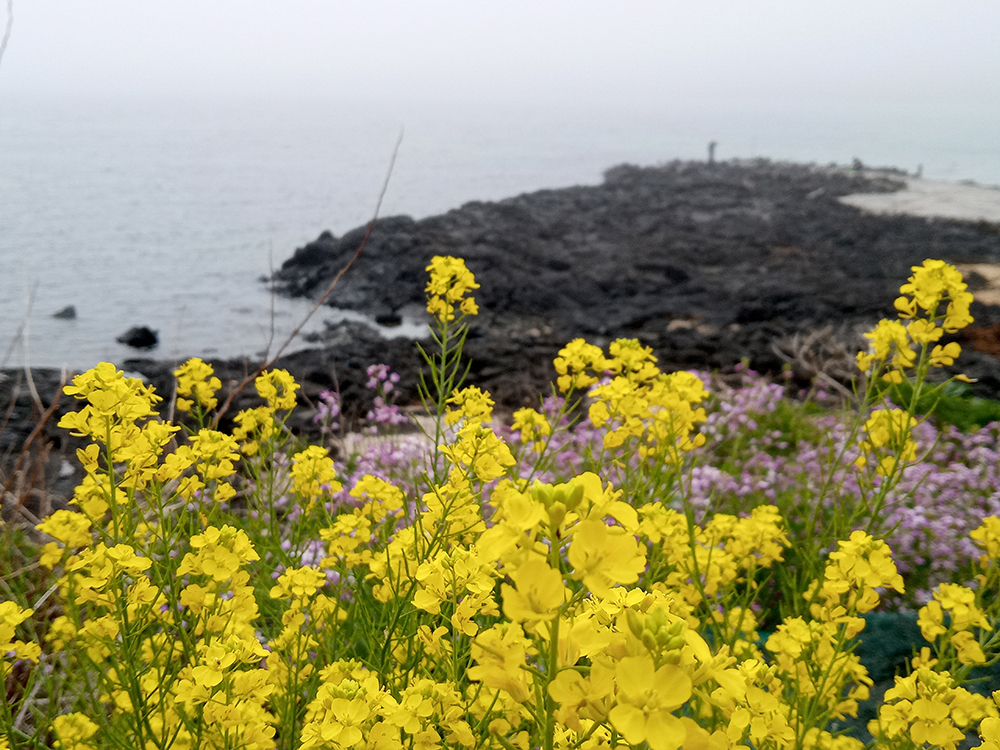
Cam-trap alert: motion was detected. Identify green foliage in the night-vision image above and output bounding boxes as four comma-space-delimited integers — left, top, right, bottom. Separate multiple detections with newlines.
881, 377, 1000, 432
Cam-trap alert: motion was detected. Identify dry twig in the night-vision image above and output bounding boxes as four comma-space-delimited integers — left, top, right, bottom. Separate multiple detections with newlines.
0, 371, 67, 516
0, 0, 12, 70
209, 131, 403, 428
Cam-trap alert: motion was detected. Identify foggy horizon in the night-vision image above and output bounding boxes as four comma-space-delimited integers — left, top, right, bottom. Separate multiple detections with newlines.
1, 2, 997, 110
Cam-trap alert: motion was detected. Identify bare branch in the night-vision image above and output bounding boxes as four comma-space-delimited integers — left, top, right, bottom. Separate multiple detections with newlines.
0, 370, 66, 504
1, 279, 37, 370
0, 0, 12, 70
209, 129, 404, 427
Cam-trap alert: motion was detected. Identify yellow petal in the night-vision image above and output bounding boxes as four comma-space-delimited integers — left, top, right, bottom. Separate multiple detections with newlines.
645, 711, 687, 750
609, 703, 648, 744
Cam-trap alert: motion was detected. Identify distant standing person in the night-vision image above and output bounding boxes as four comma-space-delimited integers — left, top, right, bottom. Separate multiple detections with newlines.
708, 141, 717, 164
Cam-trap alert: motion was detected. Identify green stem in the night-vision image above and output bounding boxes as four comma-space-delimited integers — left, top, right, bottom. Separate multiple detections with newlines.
543, 615, 560, 750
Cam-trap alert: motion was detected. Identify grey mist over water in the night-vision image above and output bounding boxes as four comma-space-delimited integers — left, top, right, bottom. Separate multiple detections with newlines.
1, 2, 998, 369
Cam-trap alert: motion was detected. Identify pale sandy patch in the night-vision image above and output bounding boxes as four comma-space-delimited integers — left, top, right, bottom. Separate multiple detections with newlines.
955, 263, 1000, 306
341, 414, 437, 457
839, 178, 1000, 224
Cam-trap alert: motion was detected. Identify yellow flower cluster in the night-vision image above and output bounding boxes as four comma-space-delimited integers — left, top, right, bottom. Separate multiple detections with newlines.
918, 583, 991, 664
866, 514, 1000, 750
438, 424, 516, 483
971, 515, 1000, 565
895, 258, 975, 331
511, 407, 552, 453
290, 445, 343, 509
856, 408, 919, 476
51, 713, 100, 750
425, 255, 480, 323
59, 361, 162, 436
639, 503, 789, 622
230, 368, 299, 456
850, 267, 969, 481
161, 428, 242, 504
553, 337, 709, 466
36, 509, 93, 569
445, 385, 494, 427
173, 356, 222, 413
255, 368, 300, 411
24, 363, 354, 750
321, 476, 404, 569
171, 529, 276, 748
553, 338, 608, 393
59, 362, 178, 512
976, 695, 1000, 750
0, 601, 40, 665
857, 259, 973, 377
871, 666, 995, 750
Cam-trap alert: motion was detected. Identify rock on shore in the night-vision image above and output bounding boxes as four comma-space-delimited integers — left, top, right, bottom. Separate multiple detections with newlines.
273, 159, 1000, 401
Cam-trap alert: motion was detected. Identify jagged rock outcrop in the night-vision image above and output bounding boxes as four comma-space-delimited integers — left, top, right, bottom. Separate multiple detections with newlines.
273, 159, 1000, 400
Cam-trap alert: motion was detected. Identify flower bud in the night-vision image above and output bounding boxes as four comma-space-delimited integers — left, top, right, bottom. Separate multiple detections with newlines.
648, 608, 669, 635
564, 483, 585, 512
665, 634, 687, 651
548, 503, 567, 529
626, 609, 645, 639
641, 631, 659, 653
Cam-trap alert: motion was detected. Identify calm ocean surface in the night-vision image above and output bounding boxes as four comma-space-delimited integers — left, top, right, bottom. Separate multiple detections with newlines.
2, 94, 998, 370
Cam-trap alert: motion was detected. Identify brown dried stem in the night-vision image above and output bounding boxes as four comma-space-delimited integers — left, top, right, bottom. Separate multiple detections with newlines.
0, 370, 67, 513
209, 130, 403, 428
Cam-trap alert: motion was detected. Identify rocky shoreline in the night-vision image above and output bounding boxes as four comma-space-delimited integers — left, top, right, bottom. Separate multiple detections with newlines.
271, 158, 1000, 398
7, 158, 1000, 511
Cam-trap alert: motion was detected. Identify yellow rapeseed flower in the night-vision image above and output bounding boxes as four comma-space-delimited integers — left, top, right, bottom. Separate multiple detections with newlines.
36, 510, 93, 569
232, 406, 276, 456
290, 445, 342, 500
605, 338, 660, 384
178, 525, 260, 582
609, 655, 691, 750
467, 622, 534, 703
51, 713, 100, 750
819, 530, 905, 613
856, 408, 918, 476
425, 255, 480, 323
438, 423, 516, 482
871, 666, 995, 750
553, 338, 609, 393
917, 583, 990, 660
567, 519, 647, 598
270, 566, 328, 601
856, 319, 915, 373
173, 357, 222, 412
0, 601, 40, 664
971, 515, 1000, 566
255, 369, 299, 411
979, 714, 1000, 750
445, 385, 494, 427
501, 558, 567, 623
897, 259, 974, 332
511, 407, 551, 453
929, 341, 962, 367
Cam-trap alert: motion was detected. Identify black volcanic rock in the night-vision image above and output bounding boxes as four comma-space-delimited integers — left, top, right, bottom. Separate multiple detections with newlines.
274, 160, 1000, 334
272, 159, 1000, 401
117, 326, 159, 350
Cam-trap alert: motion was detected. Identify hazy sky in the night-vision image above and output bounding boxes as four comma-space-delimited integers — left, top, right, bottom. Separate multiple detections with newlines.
1, 1, 997, 108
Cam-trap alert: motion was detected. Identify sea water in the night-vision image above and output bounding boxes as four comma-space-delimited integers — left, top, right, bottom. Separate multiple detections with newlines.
1, 94, 998, 370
